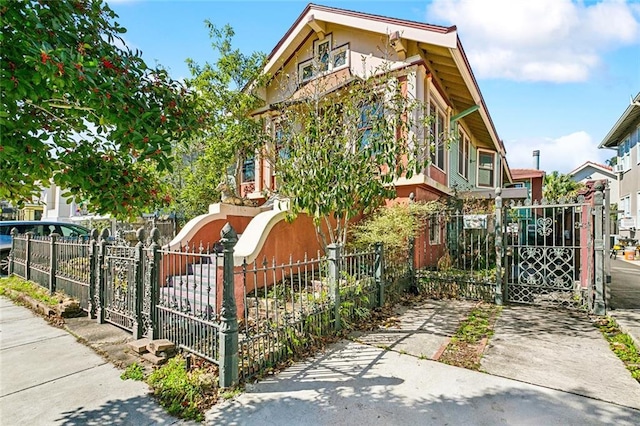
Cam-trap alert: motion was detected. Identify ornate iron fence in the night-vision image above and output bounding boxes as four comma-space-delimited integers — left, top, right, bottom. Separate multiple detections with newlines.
413, 210, 498, 302
7, 182, 608, 388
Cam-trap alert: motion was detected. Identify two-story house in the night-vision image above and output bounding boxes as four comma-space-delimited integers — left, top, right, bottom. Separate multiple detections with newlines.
242, 4, 515, 205
599, 93, 640, 239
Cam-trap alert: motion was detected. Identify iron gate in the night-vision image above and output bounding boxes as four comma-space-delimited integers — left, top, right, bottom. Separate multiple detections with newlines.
103, 244, 139, 332
503, 199, 594, 309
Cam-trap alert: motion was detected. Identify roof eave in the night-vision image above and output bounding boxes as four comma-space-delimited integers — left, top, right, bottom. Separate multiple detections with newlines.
598, 92, 640, 148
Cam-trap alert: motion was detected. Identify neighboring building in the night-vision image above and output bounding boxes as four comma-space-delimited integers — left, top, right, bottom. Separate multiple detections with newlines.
568, 161, 619, 205
599, 93, 640, 239
243, 4, 520, 204
509, 168, 545, 203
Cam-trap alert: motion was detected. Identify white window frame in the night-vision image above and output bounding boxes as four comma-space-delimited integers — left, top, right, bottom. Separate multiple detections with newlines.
429, 101, 447, 171
298, 36, 351, 83
476, 149, 496, 188
458, 130, 470, 180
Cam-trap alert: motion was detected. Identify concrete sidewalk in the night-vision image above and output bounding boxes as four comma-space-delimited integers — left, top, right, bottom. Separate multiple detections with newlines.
482, 305, 640, 409
206, 300, 640, 425
206, 341, 639, 425
2, 295, 639, 425
0, 296, 180, 426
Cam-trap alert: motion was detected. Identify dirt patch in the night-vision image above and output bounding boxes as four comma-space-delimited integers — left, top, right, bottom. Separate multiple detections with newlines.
438, 302, 501, 370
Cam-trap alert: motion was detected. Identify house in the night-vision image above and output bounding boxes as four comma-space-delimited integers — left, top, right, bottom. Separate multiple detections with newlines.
509, 169, 545, 203
568, 161, 618, 206
599, 93, 640, 239
244, 3, 519, 205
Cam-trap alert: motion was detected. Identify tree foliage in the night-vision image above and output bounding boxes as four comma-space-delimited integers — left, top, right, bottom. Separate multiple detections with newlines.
272, 65, 432, 249
543, 171, 584, 203
166, 23, 266, 220
0, 0, 198, 218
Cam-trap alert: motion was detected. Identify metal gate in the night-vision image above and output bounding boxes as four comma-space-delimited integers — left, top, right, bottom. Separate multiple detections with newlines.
103, 244, 139, 332
503, 198, 597, 310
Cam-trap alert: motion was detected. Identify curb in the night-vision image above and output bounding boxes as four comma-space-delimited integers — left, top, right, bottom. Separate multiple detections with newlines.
609, 312, 640, 352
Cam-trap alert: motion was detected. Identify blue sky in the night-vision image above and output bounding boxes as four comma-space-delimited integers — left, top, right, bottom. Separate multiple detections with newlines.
107, 0, 640, 174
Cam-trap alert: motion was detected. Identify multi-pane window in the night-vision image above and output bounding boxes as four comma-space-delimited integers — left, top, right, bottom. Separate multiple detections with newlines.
458, 132, 469, 179
359, 101, 383, 149
477, 150, 495, 188
242, 157, 255, 182
429, 103, 446, 170
619, 137, 631, 171
298, 37, 350, 83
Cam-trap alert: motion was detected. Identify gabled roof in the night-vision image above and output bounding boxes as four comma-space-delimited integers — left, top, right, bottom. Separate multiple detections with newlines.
511, 168, 545, 179
261, 3, 505, 157
568, 161, 615, 178
599, 92, 640, 148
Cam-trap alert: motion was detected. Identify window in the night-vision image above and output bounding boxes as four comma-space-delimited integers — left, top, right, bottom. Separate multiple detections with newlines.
429, 102, 446, 170
298, 38, 350, 83
429, 217, 440, 245
358, 101, 383, 149
242, 157, 255, 182
477, 150, 495, 188
620, 196, 631, 218
458, 132, 469, 179
315, 37, 331, 72
619, 137, 631, 171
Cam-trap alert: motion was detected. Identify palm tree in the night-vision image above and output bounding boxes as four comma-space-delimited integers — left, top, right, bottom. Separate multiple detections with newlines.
543, 171, 584, 203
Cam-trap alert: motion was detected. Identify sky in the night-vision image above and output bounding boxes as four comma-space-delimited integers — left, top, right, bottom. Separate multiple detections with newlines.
107, 0, 640, 174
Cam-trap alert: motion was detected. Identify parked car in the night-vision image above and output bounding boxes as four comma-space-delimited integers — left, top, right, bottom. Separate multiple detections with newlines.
0, 221, 90, 274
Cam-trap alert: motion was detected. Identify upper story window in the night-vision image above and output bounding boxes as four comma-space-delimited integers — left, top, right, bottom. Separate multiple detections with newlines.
458, 131, 470, 180
429, 102, 446, 170
298, 36, 350, 83
242, 156, 255, 183
618, 137, 631, 171
477, 149, 495, 188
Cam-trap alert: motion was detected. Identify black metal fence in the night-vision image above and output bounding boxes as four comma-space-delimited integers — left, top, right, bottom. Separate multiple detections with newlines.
413, 211, 498, 302
8, 226, 402, 387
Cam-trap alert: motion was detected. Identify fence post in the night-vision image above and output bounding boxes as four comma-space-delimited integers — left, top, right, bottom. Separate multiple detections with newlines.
375, 242, 384, 307
219, 223, 239, 389
96, 228, 110, 324
327, 243, 341, 331
9, 228, 17, 276
49, 233, 58, 295
408, 237, 416, 292
133, 228, 145, 340
148, 228, 161, 340
593, 182, 606, 315
25, 232, 32, 282
494, 187, 504, 305
88, 229, 99, 319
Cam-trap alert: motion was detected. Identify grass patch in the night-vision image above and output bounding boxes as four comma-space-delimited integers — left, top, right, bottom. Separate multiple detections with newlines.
146, 355, 219, 422
438, 302, 502, 370
0, 276, 63, 307
595, 317, 640, 383
120, 363, 146, 381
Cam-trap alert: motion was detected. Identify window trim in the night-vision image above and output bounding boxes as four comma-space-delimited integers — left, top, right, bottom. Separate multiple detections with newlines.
298, 36, 351, 84
429, 101, 447, 171
476, 149, 496, 188
242, 156, 255, 183
458, 130, 470, 180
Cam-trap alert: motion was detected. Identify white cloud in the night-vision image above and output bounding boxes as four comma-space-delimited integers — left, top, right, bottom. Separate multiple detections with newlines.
426, 0, 640, 82
505, 131, 613, 173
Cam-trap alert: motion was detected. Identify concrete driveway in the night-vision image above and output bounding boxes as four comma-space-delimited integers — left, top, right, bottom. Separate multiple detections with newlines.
207, 299, 640, 425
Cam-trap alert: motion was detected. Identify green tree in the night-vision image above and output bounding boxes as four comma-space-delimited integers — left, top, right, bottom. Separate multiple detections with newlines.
272, 65, 433, 249
1, 0, 198, 218
166, 23, 266, 220
543, 171, 584, 203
